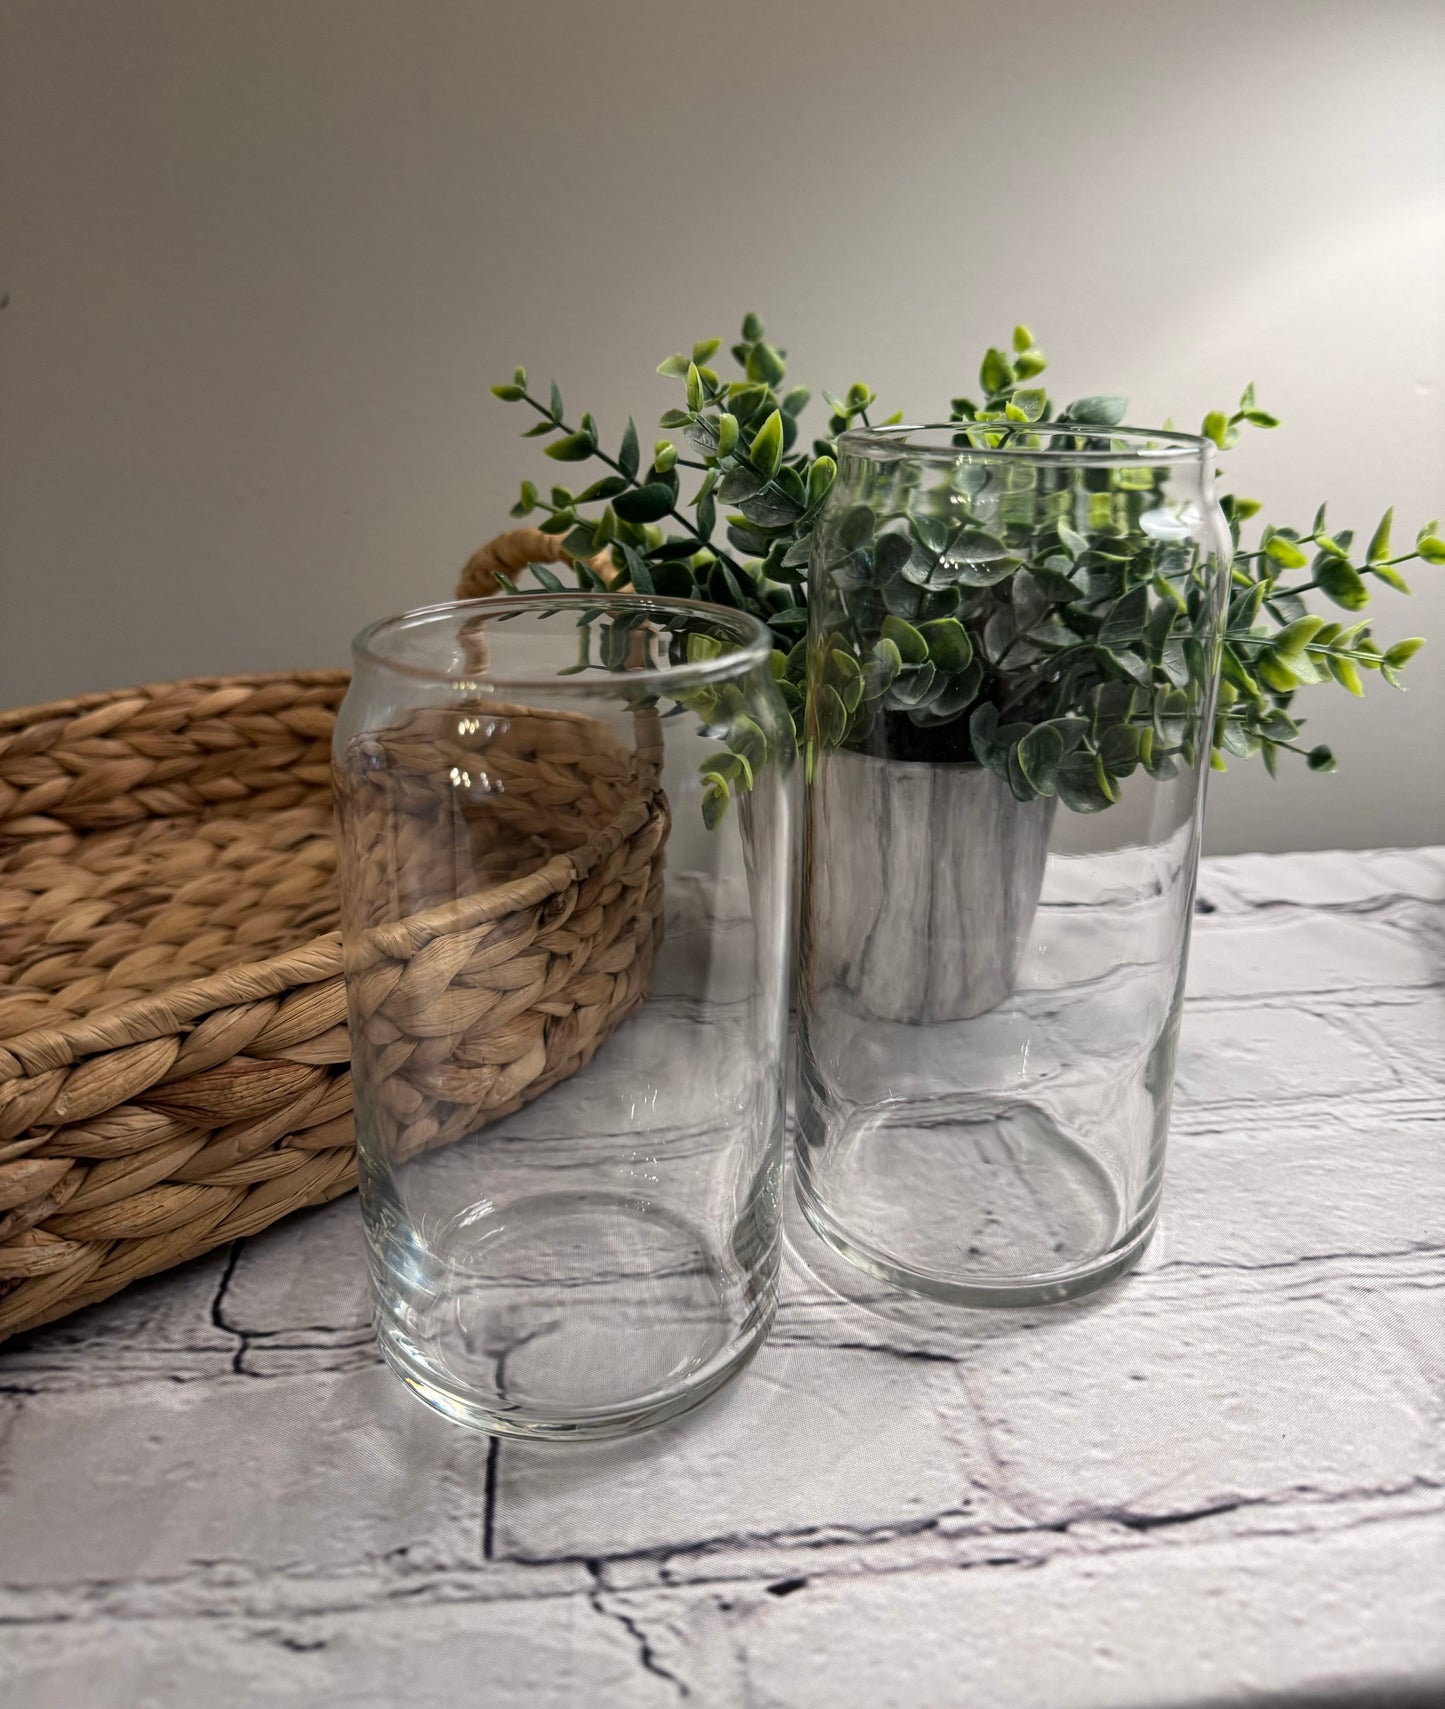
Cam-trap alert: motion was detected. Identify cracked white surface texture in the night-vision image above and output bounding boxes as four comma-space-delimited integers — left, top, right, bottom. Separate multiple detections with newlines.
1, 847, 1442, 1708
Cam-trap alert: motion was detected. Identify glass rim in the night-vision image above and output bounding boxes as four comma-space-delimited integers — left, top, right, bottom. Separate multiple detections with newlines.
350, 591, 776, 690
837, 421, 1214, 467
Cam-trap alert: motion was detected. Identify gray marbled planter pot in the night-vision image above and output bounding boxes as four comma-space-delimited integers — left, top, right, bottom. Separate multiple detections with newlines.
803, 749, 1054, 1024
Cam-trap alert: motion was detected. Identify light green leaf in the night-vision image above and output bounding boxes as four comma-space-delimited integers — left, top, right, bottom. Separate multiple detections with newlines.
1384, 637, 1424, 669
716, 413, 740, 459
1264, 535, 1308, 570
980, 347, 1015, 395
657, 353, 690, 378
544, 430, 596, 462
1326, 653, 1364, 695
806, 456, 836, 509
701, 774, 730, 829
750, 409, 784, 479
1274, 614, 1326, 656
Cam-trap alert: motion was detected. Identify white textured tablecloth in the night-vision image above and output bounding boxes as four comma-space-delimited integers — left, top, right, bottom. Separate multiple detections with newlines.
2, 847, 1442, 1708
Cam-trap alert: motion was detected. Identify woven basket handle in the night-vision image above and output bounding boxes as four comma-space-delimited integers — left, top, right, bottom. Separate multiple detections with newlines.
457, 528, 620, 602
455, 529, 661, 785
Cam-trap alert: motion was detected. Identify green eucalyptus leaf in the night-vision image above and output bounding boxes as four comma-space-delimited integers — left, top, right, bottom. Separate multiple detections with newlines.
749, 409, 785, 479
1062, 396, 1129, 428
701, 773, 731, 829
881, 613, 929, 666
1366, 507, 1393, 565
837, 504, 875, 552
617, 418, 640, 480
526, 560, 565, 592
980, 347, 1016, 395
919, 617, 973, 672
807, 457, 837, 510
1055, 750, 1115, 812
1274, 614, 1326, 656
1265, 535, 1308, 570
746, 342, 787, 387
545, 430, 596, 462
1307, 744, 1337, 773
718, 464, 765, 504
612, 483, 676, 524
1317, 557, 1370, 611
1099, 585, 1149, 646
1098, 723, 1142, 775
1384, 637, 1424, 669
1017, 723, 1065, 795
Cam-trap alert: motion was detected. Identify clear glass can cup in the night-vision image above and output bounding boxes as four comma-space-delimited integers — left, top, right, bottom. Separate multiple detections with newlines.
334, 594, 794, 1438
797, 423, 1232, 1305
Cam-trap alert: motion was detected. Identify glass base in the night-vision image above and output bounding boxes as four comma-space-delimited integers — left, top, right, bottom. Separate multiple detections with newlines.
372, 1189, 774, 1440
795, 1096, 1158, 1306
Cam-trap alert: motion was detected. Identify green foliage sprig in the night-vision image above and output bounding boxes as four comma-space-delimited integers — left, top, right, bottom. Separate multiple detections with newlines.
492, 315, 1436, 817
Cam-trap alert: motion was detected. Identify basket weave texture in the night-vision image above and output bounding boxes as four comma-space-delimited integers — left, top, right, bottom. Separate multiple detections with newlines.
0, 535, 666, 1341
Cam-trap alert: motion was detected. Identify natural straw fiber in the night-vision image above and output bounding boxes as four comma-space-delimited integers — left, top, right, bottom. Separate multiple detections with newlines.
0, 535, 667, 1341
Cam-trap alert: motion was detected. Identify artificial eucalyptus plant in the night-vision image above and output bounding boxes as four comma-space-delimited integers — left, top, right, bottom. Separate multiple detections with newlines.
491, 315, 1435, 818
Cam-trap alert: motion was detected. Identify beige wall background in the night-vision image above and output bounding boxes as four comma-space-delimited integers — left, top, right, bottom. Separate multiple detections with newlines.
1, 0, 1441, 854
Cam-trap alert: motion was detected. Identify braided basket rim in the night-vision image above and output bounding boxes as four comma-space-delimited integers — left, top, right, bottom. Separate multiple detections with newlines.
0, 667, 651, 1079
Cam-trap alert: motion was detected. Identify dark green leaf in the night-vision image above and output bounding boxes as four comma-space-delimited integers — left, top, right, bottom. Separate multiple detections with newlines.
1062, 396, 1129, 428
1017, 723, 1065, 795
746, 342, 787, 387
617, 418, 640, 480
838, 504, 875, 552
612, 483, 675, 524
919, 617, 973, 672
1099, 585, 1149, 645
1055, 750, 1115, 812
881, 614, 929, 666
527, 560, 564, 592
718, 464, 765, 504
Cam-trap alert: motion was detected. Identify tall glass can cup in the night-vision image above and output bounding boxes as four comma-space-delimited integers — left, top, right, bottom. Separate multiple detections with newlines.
797, 424, 1231, 1304
335, 594, 793, 1437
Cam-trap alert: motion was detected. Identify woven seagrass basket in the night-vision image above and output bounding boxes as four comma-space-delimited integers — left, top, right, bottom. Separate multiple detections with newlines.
0, 531, 666, 1341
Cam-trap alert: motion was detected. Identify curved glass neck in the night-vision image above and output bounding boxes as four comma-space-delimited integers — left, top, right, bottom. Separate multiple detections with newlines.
350, 593, 773, 696
837, 421, 1213, 475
